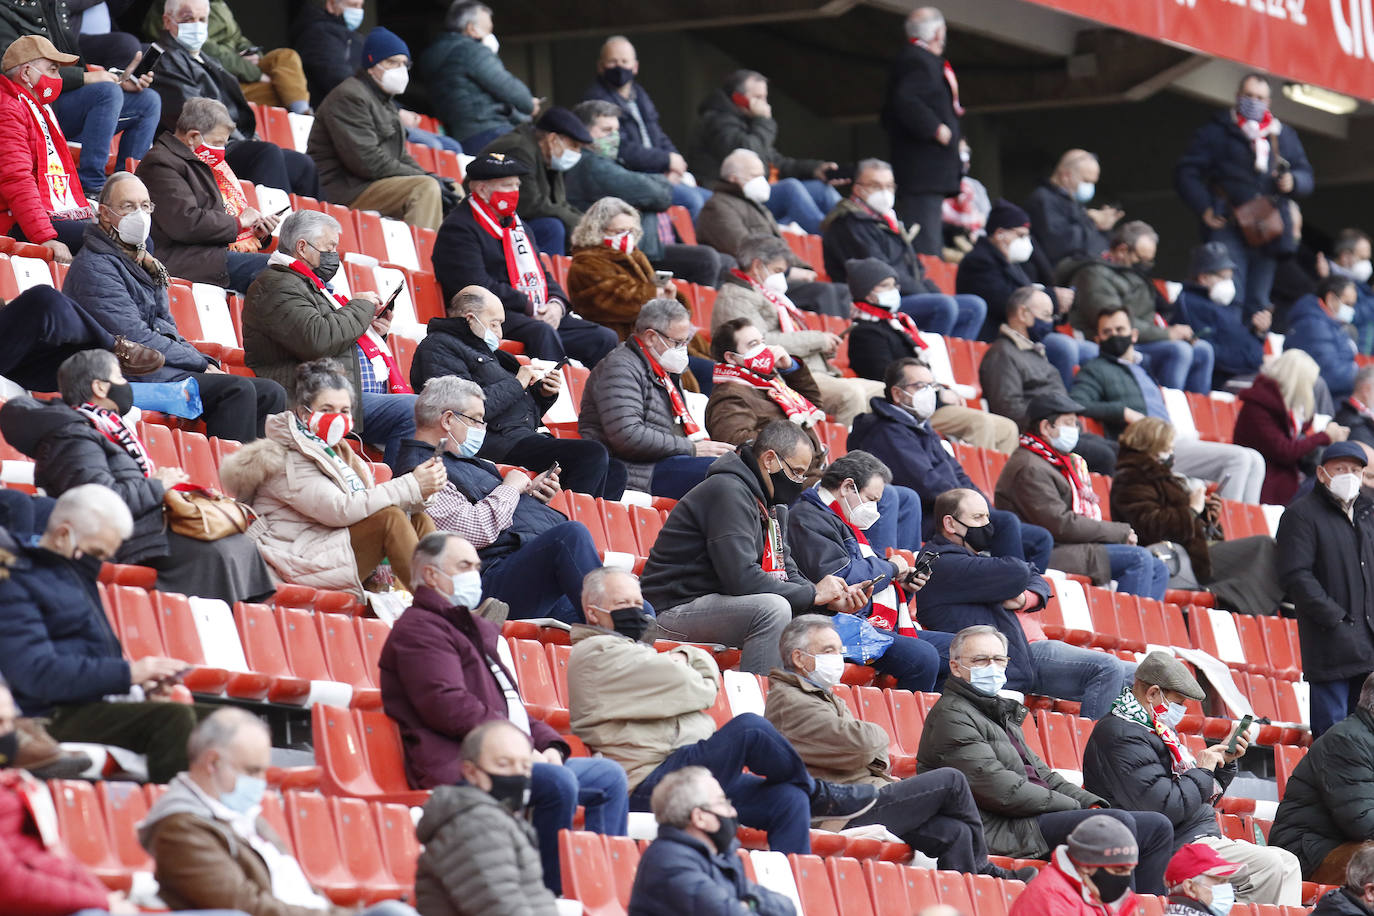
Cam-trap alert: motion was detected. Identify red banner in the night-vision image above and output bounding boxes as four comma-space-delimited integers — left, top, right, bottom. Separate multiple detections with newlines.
1022, 0, 1374, 102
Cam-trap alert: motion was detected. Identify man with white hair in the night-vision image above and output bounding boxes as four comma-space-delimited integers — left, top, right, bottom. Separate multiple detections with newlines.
0, 484, 196, 783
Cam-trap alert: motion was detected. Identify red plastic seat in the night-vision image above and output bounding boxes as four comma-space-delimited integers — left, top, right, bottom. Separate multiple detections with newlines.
283, 790, 363, 905
258, 789, 293, 854
371, 800, 420, 888
560, 830, 625, 916
508, 637, 570, 730
546, 642, 573, 707
314, 612, 382, 709
353, 708, 431, 805
1035, 710, 1083, 773
51, 779, 130, 889
234, 601, 311, 704
137, 421, 182, 473
153, 591, 270, 699
629, 504, 663, 556
665, 205, 696, 245
353, 616, 391, 682
278, 606, 342, 688
826, 856, 876, 916
789, 853, 839, 916
970, 874, 1010, 916
107, 583, 165, 659
886, 688, 926, 754
903, 864, 939, 910
1274, 745, 1307, 797
1260, 616, 1301, 680
605, 834, 642, 908
863, 860, 910, 915
412, 226, 437, 270
175, 429, 221, 490
1234, 614, 1275, 677
313, 704, 388, 798
600, 500, 641, 557
328, 796, 405, 901
353, 210, 388, 261
98, 781, 153, 873
936, 870, 978, 914
855, 685, 916, 776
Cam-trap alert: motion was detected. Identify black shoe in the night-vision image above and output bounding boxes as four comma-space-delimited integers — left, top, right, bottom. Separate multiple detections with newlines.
809, 780, 878, 823
981, 863, 1039, 882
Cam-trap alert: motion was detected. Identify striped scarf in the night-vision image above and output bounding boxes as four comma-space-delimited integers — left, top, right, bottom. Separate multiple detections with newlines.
77, 402, 152, 477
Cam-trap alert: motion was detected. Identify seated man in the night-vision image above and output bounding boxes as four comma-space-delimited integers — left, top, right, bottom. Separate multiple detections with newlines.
916, 625, 1173, 890
1163, 845, 1246, 916
1008, 815, 1142, 916
291, 0, 364, 107
1335, 365, 1374, 449
918, 490, 1134, 720
309, 28, 445, 230
570, 566, 878, 856
379, 532, 628, 894
415, 720, 560, 916
482, 106, 591, 256
1070, 305, 1266, 504
640, 420, 865, 674
821, 157, 986, 340
433, 151, 618, 366
579, 298, 734, 499
1330, 228, 1374, 354
137, 97, 276, 293
1024, 149, 1118, 269
243, 209, 416, 465
395, 375, 602, 622
766, 614, 1034, 881
0, 485, 194, 784
994, 393, 1169, 599
1065, 221, 1214, 394
848, 357, 1051, 568
1287, 277, 1361, 401
1309, 843, 1374, 915
411, 286, 624, 498
1083, 651, 1301, 905
1171, 241, 1268, 389
141, 708, 416, 916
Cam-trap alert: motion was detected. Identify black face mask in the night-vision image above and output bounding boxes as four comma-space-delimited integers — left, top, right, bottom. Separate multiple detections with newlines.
958, 518, 996, 553
1132, 260, 1155, 276
103, 380, 135, 415
701, 807, 739, 854
312, 250, 341, 283
768, 467, 806, 506
0, 730, 16, 768
600, 65, 634, 88
482, 769, 531, 813
71, 551, 105, 580
1099, 334, 1133, 359
610, 607, 651, 642
1089, 868, 1133, 903
1027, 317, 1054, 343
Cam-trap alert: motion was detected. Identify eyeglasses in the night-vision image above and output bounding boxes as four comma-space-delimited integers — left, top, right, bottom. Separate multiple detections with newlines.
652, 328, 692, 349
775, 454, 807, 484
450, 411, 486, 429
960, 654, 1010, 667
895, 381, 933, 392
105, 202, 155, 215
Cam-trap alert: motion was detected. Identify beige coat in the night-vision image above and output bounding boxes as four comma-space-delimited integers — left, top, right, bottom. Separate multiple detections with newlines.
763, 669, 892, 787
710, 280, 834, 378
219, 411, 425, 596
567, 625, 719, 790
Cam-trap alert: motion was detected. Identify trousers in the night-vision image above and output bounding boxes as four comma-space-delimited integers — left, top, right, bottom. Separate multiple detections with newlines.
481, 521, 603, 622
1102, 543, 1170, 600
848, 767, 989, 872
530, 757, 629, 894
48, 700, 198, 784
349, 176, 443, 231
238, 48, 310, 110
655, 592, 793, 675
1027, 639, 1135, 720
495, 433, 625, 499
896, 192, 946, 256
190, 372, 285, 442
501, 310, 618, 367
1037, 808, 1175, 894
347, 506, 435, 587
226, 139, 320, 198
0, 286, 116, 391
1173, 438, 1266, 504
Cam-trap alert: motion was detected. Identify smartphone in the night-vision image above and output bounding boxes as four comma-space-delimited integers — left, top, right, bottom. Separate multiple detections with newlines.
1227, 714, 1254, 754
240, 45, 264, 57
433, 437, 448, 459
910, 549, 938, 578
274, 203, 291, 217
1206, 472, 1232, 496
654, 270, 673, 285
863, 573, 889, 592
822, 163, 856, 183
131, 44, 162, 78
380, 282, 404, 316
156, 666, 192, 686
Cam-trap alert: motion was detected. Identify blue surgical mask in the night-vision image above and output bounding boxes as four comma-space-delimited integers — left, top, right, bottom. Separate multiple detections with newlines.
342, 7, 364, 30
1049, 424, 1079, 453
1075, 181, 1095, 203
967, 664, 1007, 696
175, 20, 208, 54
1209, 881, 1235, 916
1157, 700, 1187, 730
469, 316, 500, 351
458, 426, 485, 458
446, 569, 483, 609
219, 772, 266, 815
550, 147, 582, 172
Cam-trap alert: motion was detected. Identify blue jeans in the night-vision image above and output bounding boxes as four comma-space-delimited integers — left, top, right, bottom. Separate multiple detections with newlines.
867, 483, 922, 557
765, 177, 840, 234
631, 713, 815, 853
359, 391, 417, 468
1137, 338, 1216, 393
531, 758, 629, 894
899, 293, 986, 340
527, 216, 566, 256
1037, 808, 1174, 894
1043, 333, 1099, 390
649, 454, 717, 499
50, 81, 159, 196
868, 629, 951, 692
1103, 543, 1169, 599
1028, 638, 1136, 721
989, 509, 1053, 571
670, 182, 712, 221
460, 126, 511, 152
1309, 674, 1367, 736
406, 126, 462, 153
1209, 223, 1277, 312
225, 250, 270, 294
481, 521, 603, 622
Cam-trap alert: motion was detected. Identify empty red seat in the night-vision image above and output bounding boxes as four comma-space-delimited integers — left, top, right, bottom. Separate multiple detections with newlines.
605, 834, 642, 909
903, 864, 939, 910
371, 800, 420, 888
51, 779, 130, 889
863, 860, 909, 915
282, 790, 363, 905
314, 612, 381, 709
560, 830, 624, 916
855, 685, 916, 777
789, 853, 839, 916
278, 606, 346, 695
153, 590, 270, 699
313, 704, 387, 799
825, 856, 876, 916
234, 601, 311, 704
936, 870, 978, 913
98, 781, 153, 873
353, 708, 431, 805
546, 642, 573, 707
137, 421, 181, 472
600, 500, 641, 557
508, 637, 570, 730
328, 796, 405, 901
629, 504, 663, 556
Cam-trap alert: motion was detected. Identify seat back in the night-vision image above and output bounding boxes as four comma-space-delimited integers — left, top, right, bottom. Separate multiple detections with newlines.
175, 429, 221, 490
109, 584, 165, 659
186, 596, 253, 672
98, 781, 153, 871
282, 789, 358, 902
750, 850, 805, 915
789, 853, 839, 916
559, 830, 624, 916
863, 860, 909, 916
722, 669, 766, 718
312, 703, 385, 797
234, 601, 296, 678
51, 779, 121, 876
508, 637, 562, 710
371, 800, 420, 887
190, 282, 239, 347
826, 856, 876, 916
315, 612, 376, 689
354, 708, 419, 796
604, 834, 641, 908
381, 217, 421, 270
328, 795, 402, 898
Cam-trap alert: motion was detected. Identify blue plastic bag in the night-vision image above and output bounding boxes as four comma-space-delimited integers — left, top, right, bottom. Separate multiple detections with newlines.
131, 377, 202, 419
832, 611, 894, 664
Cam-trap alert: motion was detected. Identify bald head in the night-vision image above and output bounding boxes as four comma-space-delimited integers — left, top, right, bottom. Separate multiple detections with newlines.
1053, 149, 1099, 193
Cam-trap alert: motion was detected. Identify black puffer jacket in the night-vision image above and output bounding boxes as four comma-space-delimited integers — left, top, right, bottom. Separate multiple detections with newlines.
1311, 888, 1374, 915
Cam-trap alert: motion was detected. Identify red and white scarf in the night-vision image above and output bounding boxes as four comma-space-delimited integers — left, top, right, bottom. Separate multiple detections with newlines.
760, 505, 787, 581
470, 193, 547, 313
911, 38, 963, 116
634, 335, 705, 441
1235, 108, 1280, 174
194, 146, 258, 252
77, 402, 152, 477
817, 488, 915, 636
730, 268, 809, 334
712, 362, 825, 428
5, 81, 93, 222
1019, 432, 1100, 520
852, 300, 927, 352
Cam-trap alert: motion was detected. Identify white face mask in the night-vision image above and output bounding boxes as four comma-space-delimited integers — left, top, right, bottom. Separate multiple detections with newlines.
742, 175, 771, 204
481, 32, 500, 54
1337, 303, 1357, 325
111, 208, 151, 247
842, 484, 880, 530
378, 66, 409, 95
806, 651, 845, 688
654, 332, 690, 374
1208, 277, 1237, 306
875, 288, 901, 310
550, 145, 582, 172
903, 385, 937, 421
1328, 471, 1362, 502
1355, 259, 1374, 284
1006, 235, 1034, 264
864, 189, 895, 214
175, 20, 208, 53
762, 271, 788, 295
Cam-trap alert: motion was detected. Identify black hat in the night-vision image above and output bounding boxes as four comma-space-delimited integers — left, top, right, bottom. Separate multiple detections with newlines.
465, 152, 531, 181
536, 106, 593, 144
845, 258, 899, 301
1026, 391, 1084, 424
986, 199, 1031, 233
1188, 241, 1238, 279
1322, 441, 1369, 467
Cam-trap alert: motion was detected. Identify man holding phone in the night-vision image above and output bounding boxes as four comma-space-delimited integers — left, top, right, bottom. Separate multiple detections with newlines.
1082, 651, 1301, 906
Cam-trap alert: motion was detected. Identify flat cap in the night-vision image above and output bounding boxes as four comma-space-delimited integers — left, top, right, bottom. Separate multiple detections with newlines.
1321, 441, 1369, 467
1135, 650, 1205, 702
1025, 391, 1084, 424
536, 106, 593, 144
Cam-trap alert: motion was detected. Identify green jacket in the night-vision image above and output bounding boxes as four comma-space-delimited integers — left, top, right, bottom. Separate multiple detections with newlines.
146, 0, 262, 83
483, 124, 584, 235
309, 73, 428, 207
915, 676, 1106, 857
1065, 257, 1169, 343
1068, 355, 1151, 440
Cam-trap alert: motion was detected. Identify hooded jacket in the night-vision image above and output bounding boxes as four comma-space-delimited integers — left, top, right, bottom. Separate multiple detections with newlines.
1285, 293, 1359, 400
417, 31, 534, 142
136, 132, 244, 288
1110, 446, 1213, 581
0, 771, 109, 916
820, 197, 936, 295
1233, 374, 1332, 505
1025, 181, 1109, 269
289, 1, 362, 105
686, 88, 823, 186
310, 71, 429, 207
763, 667, 890, 786
628, 825, 795, 916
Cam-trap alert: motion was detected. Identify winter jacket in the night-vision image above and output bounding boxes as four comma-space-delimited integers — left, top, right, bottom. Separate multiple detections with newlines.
417, 31, 534, 142
994, 445, 1131, 585
1007, 847, 1138, 916
0, 75, 86, 244
0, 772, 109, 916
1175, 110, 1313, 223
433, 196, 572, 312
1285, 293, 1359, 399
289, 1, 362, 106
309, 72, 428, 207
763, 667, 890, 786
956, 235, 1063, 341
483, 124, 584, 234
219, 412, 425, 595
786, 488, 904, 620
148, 29, 256, 138
1171, 285, 1264, 385
1271, 708, 1374, 877
628, 826, 796, 916
1310, 888, 1374, 916
0, 397, 168, 564
1068, 355, 1158, 441
1335, 398, 1374, 450
580, 79, 678, 176
578, 337, 700, 491
201, 1, 266, 84
916, 677, 1106, 857
704, 362, 826, 480
846, 316, 923, 382
979, 326, 1073, 427
1082, 704, 1234, 848
640, 448, 817, 614
686, 89, 823, 186
1233, 374, 1332, 505
565, 245, 662, 340
820, 197, 936, 295
1064, 258, 1169, 343
568, 625, 718, 790
1274, 483, 1374, 680
0, 539, 130, 717
0, 1, 90, 96
695, 182, 804, 266
710, 272, 832, 376
415, 784, 558, 916
1025, 181, 1109, 269
1110, 446, 1212, 581
563, 152, 672, 259
136, 132, 242, 288
880, 42, 961, 198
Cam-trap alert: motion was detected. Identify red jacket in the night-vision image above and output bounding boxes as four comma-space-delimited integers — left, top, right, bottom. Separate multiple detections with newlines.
0, 77, 89, 244
1233, 374, 1332, 505
0, 771, 110, 915
1008, 848, 1141, 916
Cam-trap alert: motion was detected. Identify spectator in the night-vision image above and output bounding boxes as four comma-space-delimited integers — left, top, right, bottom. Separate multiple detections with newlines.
1070, 305, 1265, 503
1175, 73, 1312, 312
65, 173, 287, 442
570, 567, 878, 856
786, 454, 951, 692
394, 376, 602, 622
433, 151, 617, 366
942, 138, 990, 254
916, 625, 1171, 886
1335, 365, 1374, 449
243, 209, 418, 466
1082, 652, 1301, 905
418, 1, 533, 151
1308, 843, 1374, 915
979, 286, 1118, 474
1065, 222, 1214, 394
482, 106, 590, 255
881, 7, 960, 255
1162, 845, 1246, 916
1275, 442, 1374, 735
308, 28, 445, 230
410, 287, 624, 499
567, 197, 682, 340
821, 158, 986, 340
290, 0, 364, 107
1272, 677, 1374, 882
220, 359, 445, 596
687, 69, 837, 234
140, 708, 418, 916
1330, 229, 1374, 354
1007, 815, 1142, 916
1171, 242, 1269, 389
150, 0, 320, 198
68, 2, 141, 70
1287, 276, 1361, 401
917, 492, 1134, 720
136, 97, 276, 293
579, 298, 734, 498
995, 392, 1168, 599
1025, 150, 1119, 269
0, 484, 194, 783
639, 420, 866, 674
414, 720, 559, 916
0, 350, 274, 603
712, 235, 881, 425
1111, 418, 1282, 615
1234, 350, 1348, 505
848, 358, 1051, 566
380, 533, 627, 893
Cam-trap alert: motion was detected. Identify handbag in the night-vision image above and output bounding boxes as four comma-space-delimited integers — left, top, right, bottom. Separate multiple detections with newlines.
163, 484, 255, 541
1231, 195, 1285, 248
